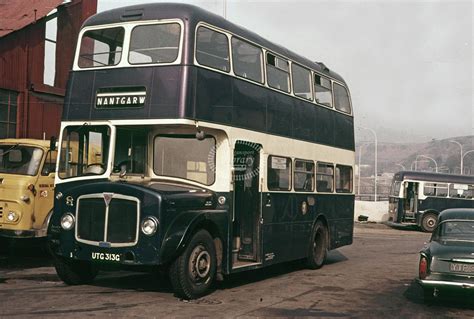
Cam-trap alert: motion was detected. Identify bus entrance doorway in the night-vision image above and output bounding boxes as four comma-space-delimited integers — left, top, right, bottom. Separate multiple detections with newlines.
403, 182, 419, 221
233, 141, 262, 266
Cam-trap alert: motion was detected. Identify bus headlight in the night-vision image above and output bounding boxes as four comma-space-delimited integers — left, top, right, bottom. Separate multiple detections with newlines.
60, 213, 75, 230
141, 216, 159, 236
7, 211, 19, 222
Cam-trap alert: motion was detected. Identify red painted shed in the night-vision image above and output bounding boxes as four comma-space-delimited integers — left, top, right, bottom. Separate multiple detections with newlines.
0, 0, 97, 139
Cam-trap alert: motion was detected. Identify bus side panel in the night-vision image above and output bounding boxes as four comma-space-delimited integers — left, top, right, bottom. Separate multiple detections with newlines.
418, 197, 446, 213
333, 195, 354, 248
190, 67, 354, 151
261, 193, 294, 264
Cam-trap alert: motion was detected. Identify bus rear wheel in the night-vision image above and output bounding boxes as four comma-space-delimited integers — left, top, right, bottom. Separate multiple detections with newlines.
53, 256, 98, 285
420, 213, 437, 232
169, 230, 216, 299
306, 221, 328, 269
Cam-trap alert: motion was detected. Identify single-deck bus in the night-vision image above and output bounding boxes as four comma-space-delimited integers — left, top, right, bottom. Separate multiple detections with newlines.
48, 3, 355, 299
388, 171, 474, 232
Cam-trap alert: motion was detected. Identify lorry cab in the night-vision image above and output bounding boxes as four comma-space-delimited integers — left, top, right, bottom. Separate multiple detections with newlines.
0, 139, 57, 238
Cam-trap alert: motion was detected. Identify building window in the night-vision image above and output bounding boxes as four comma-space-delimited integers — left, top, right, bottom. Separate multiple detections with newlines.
196, 26, 230, 72
316, 163, 334, 192
314, 74, 333, 107
267, 155, 291, 191
0, 89, 18, 138
266, 52, 290, 92
294, 159, 314, 191
231, 37, 263, 83
335, 165, 353, 193
292, 64, 312, 100
334, 83, 351, 114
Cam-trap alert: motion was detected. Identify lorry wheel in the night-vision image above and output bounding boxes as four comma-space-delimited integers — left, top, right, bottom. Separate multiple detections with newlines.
421, 213, 437, 232
53, 256, 98, 285
306, 221, 328, 269
169, 230, 216, 299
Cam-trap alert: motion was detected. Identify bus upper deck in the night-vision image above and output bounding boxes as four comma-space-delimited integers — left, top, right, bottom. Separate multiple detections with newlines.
64, 3, 354, 151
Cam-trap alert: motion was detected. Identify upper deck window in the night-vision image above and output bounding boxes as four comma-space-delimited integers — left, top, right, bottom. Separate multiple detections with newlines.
266, 53, 290, 92
231, 37, 263, 83
78, 27, 125, 68
334, 83, 351, 114
292, 64, 312, 100
196, 26, 230, 72
129, 23, 181, 64
314, 74, 333, 107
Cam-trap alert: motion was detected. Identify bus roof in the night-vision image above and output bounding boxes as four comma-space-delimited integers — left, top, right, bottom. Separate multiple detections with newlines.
394, 171, 474, 184
82, 3, 346, 83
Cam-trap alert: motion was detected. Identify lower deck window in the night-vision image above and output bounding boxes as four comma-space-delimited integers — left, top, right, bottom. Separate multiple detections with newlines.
294, 159, 314, 191
267, 155, 291, 191
336, 165, 353, 193
316, 163, 334, 192
153, 135, 215, 185
424, 183, 448, 197
449, 184, 474, 199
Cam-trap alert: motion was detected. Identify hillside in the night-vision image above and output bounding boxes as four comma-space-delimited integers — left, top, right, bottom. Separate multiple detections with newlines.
356, 135, 474, 176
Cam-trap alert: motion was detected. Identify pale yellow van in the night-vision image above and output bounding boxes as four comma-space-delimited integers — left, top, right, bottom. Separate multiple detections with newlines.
0, 139, 57, 238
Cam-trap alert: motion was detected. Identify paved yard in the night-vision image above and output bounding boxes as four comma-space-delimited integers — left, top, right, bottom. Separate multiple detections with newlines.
0, 224, 473, 318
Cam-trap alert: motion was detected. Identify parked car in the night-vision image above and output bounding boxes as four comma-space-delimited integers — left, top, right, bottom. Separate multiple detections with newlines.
0, 138, 57, 238
417, 208, 474, 300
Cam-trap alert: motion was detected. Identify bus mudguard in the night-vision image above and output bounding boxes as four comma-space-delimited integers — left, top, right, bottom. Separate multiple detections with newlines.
159, 210, 226, 264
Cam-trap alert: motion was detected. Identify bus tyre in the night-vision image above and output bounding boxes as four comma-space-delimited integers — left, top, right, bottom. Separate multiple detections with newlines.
169, 230, 216, 299
306, 221, 328, 269
421, 213, 437, 233
54, 256, 98, 285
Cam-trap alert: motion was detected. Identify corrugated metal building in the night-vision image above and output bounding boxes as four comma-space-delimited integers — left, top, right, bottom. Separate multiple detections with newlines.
0, 0, 97, 139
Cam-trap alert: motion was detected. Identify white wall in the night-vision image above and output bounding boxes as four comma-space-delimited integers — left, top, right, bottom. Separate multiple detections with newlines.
355, 200, 389, 223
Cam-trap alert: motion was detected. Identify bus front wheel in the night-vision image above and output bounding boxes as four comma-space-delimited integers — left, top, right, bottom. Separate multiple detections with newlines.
53, 257, 98, 285
420, 213, 437, 232
306, 221, 328, 269
169, 229, 217, 299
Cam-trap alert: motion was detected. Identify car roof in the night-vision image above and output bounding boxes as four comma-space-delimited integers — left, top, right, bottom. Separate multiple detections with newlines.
438, 208, 474, 223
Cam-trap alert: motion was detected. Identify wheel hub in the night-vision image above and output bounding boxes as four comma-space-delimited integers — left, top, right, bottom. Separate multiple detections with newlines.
189, 245, 211, 280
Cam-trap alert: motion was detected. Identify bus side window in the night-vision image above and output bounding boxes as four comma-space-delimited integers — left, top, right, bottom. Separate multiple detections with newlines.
41, 150, 57, 176
334, 83, 351, 114
314, 74, 333, 107
196, 26, 230, 72
291, 64, 312, 100
294, 159, 314, 192
231, 37, 263, 83
316, 163, 334, 193
335, 165, 353, 193
266, 52, 290, 92
267, 155, 291, 191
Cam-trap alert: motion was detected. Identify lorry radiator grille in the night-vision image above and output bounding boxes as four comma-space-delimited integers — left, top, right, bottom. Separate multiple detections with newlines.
76, 194, 139, 247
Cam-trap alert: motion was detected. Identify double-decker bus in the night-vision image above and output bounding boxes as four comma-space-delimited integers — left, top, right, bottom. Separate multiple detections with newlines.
48, 3, 355, 299
388, 171, 474, 232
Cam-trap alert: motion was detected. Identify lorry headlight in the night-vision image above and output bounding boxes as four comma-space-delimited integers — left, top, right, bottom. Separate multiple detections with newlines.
7, 211, 19, 222
20, 195, 30, 202
60, 213, 75, 230
141, 216, 159, 236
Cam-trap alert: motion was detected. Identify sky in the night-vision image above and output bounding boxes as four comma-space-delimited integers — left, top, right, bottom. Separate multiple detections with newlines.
97, 0, 473, 143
